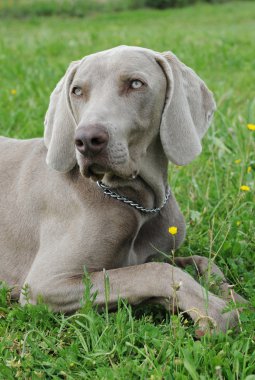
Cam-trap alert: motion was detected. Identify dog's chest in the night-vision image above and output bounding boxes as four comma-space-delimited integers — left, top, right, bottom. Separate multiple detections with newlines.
80, 203, 143, 271
60, 176, 170, 273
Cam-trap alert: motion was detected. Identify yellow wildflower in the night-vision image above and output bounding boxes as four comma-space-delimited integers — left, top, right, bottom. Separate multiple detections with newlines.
247, 123, 255, 131
247, 166, 252, 173
236, 221, 241, 226
168, 226, 178, 235
234, 159, 241, 164
11, 89, 17, 95
240, 185, 250, 192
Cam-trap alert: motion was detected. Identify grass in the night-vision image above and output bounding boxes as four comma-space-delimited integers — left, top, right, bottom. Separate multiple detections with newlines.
0, 1, 255, 378
0, 0, 237, 18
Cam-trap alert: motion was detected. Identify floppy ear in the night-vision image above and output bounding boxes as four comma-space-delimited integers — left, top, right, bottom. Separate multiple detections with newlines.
44, 60, 80, 172
156, 52, 216, 166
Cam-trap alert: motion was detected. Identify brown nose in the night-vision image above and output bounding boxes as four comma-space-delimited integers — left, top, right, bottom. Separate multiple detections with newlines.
75, 125, 109, 156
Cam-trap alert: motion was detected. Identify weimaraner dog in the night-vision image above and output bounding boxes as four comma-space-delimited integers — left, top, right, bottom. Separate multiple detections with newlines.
0, 46, 245, 333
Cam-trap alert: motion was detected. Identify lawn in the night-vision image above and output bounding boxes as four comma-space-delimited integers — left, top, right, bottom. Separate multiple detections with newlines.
0, 1, 255, 378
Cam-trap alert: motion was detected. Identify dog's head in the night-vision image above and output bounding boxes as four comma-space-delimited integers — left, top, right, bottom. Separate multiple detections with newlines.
44, 46, 216, 181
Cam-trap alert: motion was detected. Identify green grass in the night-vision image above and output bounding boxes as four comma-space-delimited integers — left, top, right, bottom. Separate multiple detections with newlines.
0, 1, 255, 378
0, 0, 237, 18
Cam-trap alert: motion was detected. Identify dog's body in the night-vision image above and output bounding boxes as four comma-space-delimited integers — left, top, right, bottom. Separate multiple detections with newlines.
0, 46, 244, 332
0, 136, 184, 301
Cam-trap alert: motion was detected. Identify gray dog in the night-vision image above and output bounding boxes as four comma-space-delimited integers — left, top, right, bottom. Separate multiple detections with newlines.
0, 46, 245, 333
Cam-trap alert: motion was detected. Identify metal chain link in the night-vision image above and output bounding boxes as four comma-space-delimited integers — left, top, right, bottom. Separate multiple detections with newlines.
97, 180, 171, 214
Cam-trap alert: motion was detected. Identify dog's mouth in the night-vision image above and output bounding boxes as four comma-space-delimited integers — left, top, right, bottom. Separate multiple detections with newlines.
77, 154, 138, 183
83, 163, 106, 181
80, 162, 138, 185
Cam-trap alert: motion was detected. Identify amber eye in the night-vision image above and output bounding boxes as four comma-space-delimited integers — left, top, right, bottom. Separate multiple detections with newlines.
130, 80, 144, 89
72, 86, 83, 96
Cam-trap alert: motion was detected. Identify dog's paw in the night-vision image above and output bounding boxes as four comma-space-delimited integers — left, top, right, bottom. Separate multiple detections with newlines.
193, 298, 239, 337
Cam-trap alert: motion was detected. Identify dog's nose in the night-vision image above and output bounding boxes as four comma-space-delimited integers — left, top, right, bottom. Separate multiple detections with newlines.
75, 125, 109, 156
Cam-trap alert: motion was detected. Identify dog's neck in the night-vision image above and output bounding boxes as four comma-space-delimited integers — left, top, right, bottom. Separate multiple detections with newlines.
102, 136, 169, 211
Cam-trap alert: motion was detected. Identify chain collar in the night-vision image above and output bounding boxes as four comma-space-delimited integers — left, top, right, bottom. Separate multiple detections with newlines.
97, 180, 171, 214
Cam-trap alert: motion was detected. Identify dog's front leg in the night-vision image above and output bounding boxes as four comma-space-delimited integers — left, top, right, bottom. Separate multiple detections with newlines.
91, 263, 239, 333
20, 262, 238, 333
20, 263, 173, 313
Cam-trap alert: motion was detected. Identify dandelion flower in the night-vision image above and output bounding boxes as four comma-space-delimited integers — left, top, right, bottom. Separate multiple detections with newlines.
168, 226, 178, 235
247, 166, 252, 173
240, 185, 250, 192
247, 123, 255, 131
234, 159, 241, 164
11, 89, 17, 95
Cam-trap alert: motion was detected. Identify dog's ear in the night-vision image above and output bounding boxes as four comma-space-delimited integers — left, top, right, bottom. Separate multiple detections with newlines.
44, 60, 80, 172
156, 52, 216, 165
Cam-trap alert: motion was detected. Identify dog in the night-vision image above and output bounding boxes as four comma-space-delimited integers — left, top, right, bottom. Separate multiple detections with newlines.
0, 46, 245, 333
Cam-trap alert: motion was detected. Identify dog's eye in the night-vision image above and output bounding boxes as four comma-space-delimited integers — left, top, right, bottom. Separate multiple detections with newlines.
130, 80, 144, 89
72, 87, 83, 96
